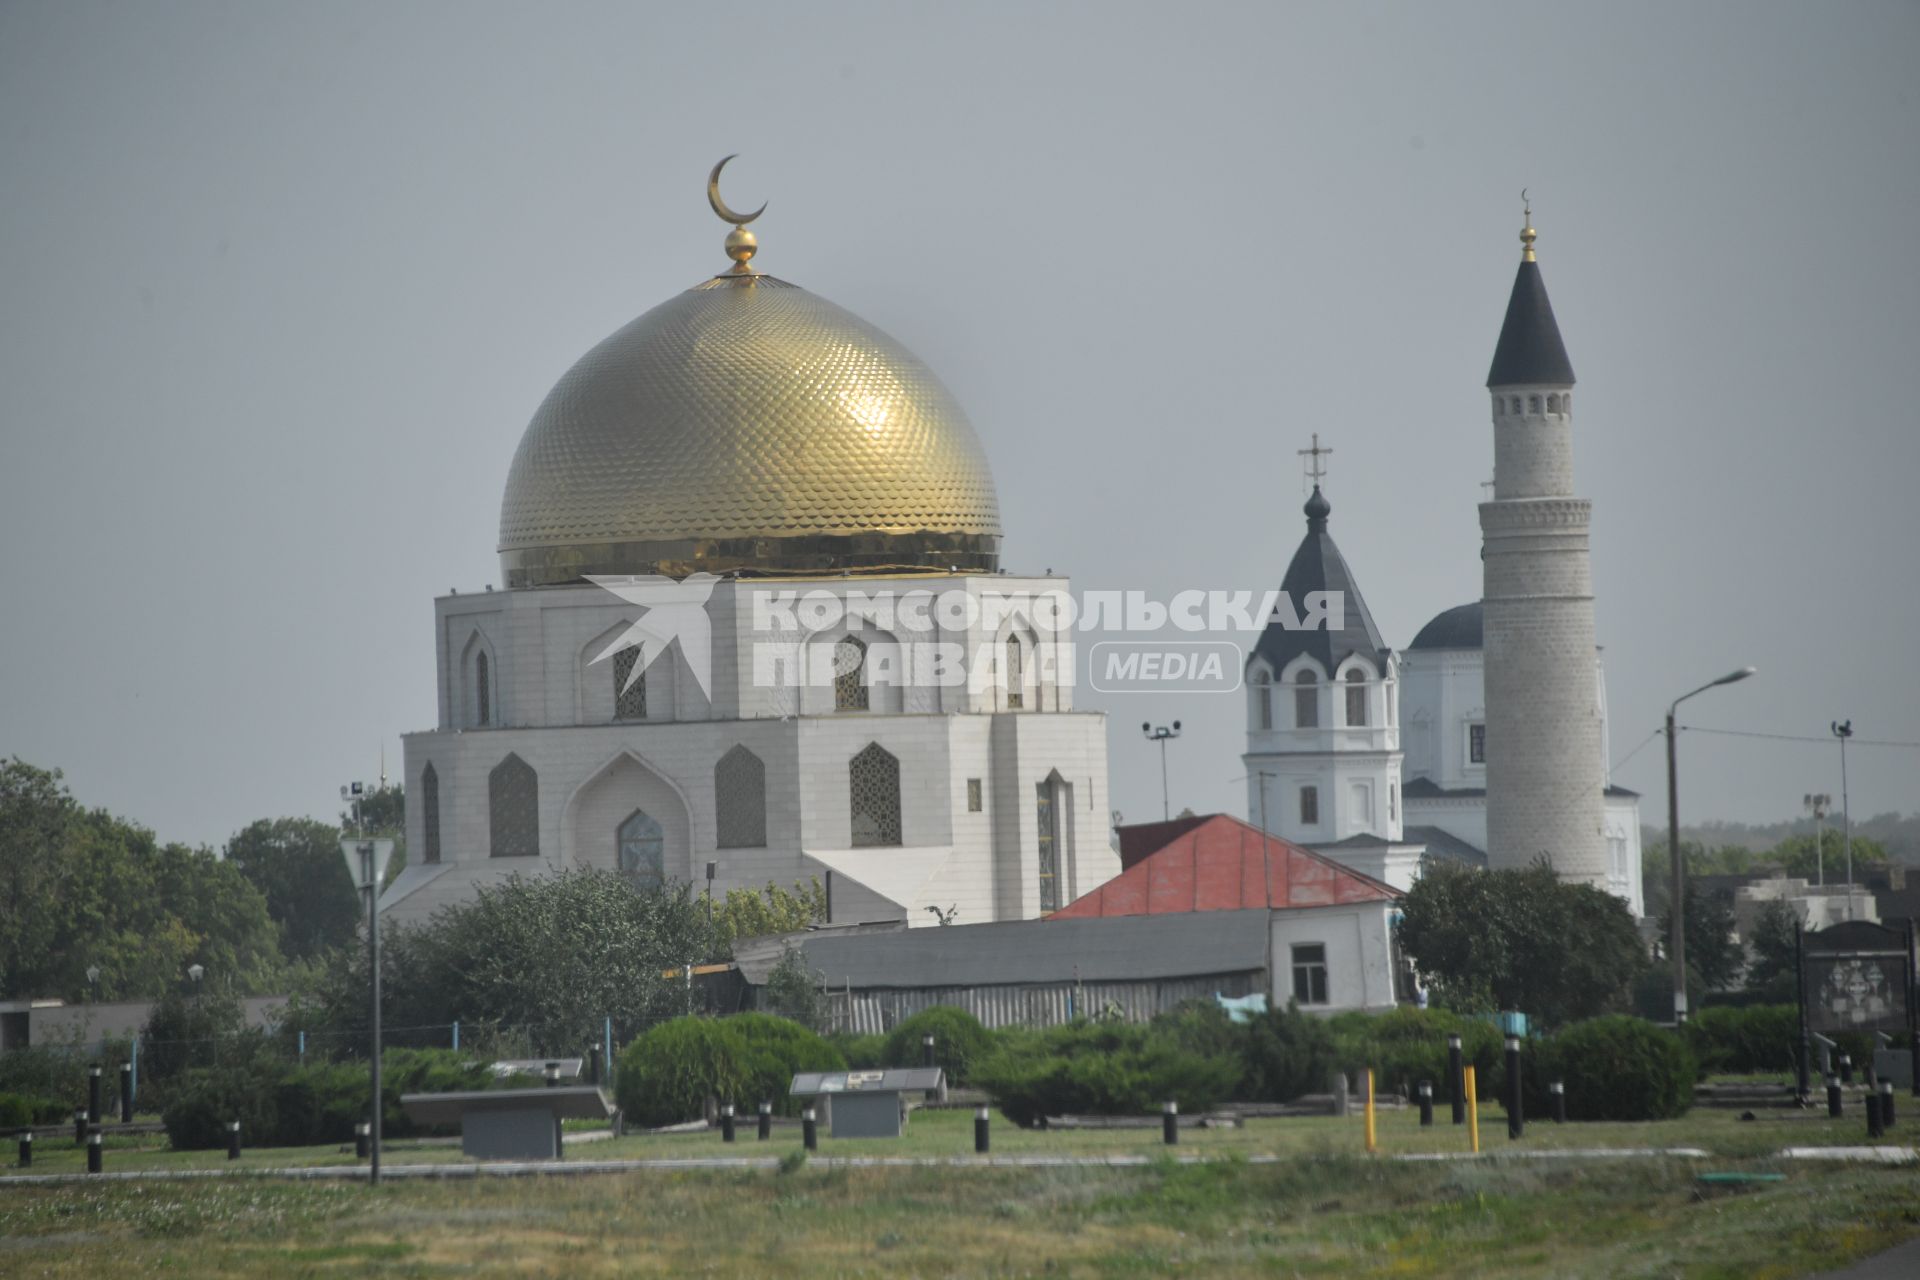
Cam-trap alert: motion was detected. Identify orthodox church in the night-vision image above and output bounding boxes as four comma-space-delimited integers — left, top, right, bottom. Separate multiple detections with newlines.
1242, 211, 1644, 915
381, 163, 1115, 930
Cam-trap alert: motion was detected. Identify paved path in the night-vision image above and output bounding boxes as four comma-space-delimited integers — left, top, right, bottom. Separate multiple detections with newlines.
1812, 1235, 1920, 1280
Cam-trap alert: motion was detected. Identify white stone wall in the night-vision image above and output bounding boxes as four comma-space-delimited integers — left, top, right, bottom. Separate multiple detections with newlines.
1242, 652, 1402, 844
1480, 384, 1609, 887
1269, 902, 1400, 1013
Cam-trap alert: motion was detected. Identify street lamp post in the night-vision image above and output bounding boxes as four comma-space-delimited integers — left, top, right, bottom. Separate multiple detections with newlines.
1666, 666, 1757, 1024
338, 783, 393, 1188
1141, 721, 1182, 822
1832, 721, 1854, 919
1803, 793, 1831, 887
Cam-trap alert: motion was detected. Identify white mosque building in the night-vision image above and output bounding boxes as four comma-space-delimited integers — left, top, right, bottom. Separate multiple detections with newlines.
381, 167, 1115, 930
1243, 212, 1643, 915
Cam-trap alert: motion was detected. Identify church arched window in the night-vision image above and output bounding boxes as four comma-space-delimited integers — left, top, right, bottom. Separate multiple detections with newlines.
849, 742, 901, 847
1546, 393, 1561, 413
715, 745, 767, 849
475, 651, 492, 727
421, 763, 441, 864
1252, 669, 1272, 730
1005, 634, 1025, 710
1345, 669, 1369, 727
1528, 394, 1542, 415
613, 646, 647, 721
617, 809, 665, 888
1294, 671, 1319, 729
488, 753, 538, 858
835, 636, 869, 712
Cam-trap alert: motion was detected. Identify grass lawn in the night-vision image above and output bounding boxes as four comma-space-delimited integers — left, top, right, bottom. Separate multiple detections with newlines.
3, 1105, 1919, 1276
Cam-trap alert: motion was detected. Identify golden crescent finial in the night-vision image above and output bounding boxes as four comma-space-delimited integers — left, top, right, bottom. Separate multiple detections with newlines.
1519, 188, 1537, 263
708, 155, 766, 226
708, 155, 766, 275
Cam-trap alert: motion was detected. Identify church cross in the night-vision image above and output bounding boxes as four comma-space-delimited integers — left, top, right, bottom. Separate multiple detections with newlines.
1298, 433, 1333, 486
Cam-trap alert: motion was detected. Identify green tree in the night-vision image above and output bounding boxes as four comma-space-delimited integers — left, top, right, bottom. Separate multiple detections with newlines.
712, 879, 827, 946
1395, 860, 1647, 1029
1746, 899, 1800, 997
760, 944, 828, 1032
1764, 833, 1888, 883
340, 783, 407, 887
225, 818, 362, 961
1658, 885, 1743, 994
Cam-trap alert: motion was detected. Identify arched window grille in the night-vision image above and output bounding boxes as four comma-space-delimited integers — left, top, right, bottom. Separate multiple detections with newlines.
476, 650, 492, 727
715, 745, 767, 849
835, 636, 869, 712
488, 753, 538, 857
421, 763, 441, 864
1036, 778, 1060, 912
617, 809, 665, 888
613, 646, 647, 720
849, 742, 901, 847
1006, 634, 1025, 710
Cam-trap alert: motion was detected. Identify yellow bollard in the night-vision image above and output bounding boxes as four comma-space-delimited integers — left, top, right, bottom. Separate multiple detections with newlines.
1464, 1065, 1481, 1153
1364, 1068, 1377, 1154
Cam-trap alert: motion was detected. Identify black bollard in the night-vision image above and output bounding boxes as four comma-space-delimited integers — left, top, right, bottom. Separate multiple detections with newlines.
17, 1131, 30, 1169
975, 1105, 990, 1153
1447, 1035, 1465, 1125
1827, 1075, 1844, 1119
1840, 1054, 1853, 1084
1162, 1100, 1179, 1146
1880, 1081, 1896, 1129
758, 1101, 772, 1141
587, 1046, 601, 1086
802, 1106, 817, 1152
721, 1103, 736, 1143
227, 1120, 242, 1161
1504, 1037, 1523, 1141
1797, 1034, 1812, 1098
543, 1062, 561, 1089
87, 1063, 102, 1125
355, 1121, 371, 1159
87, 1130, 102, 1174
1417, 1081, 1434, 1127
119, 1063, 133, 1123
73, 1109, 86, 1146
1866, 1093, 1883, 1139
1551, 1081, 1567, 1124
922, 1033, 936, 1069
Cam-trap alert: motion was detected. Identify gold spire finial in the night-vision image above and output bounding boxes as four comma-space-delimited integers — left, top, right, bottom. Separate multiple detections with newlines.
708, 155, 767, 275
1519, 188, 1537, 263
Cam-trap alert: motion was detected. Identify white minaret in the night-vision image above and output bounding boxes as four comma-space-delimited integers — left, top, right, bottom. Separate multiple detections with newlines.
1478, 204, 1609, 886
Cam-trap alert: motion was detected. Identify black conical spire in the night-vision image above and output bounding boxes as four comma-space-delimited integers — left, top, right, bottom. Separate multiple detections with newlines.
1486, 207, 1575, 388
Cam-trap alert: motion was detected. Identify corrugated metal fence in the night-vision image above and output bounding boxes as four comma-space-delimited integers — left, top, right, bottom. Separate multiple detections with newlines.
825, 972, 1263, 1035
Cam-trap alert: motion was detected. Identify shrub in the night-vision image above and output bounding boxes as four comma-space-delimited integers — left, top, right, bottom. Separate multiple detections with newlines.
614, 1017, 748, 1128
1684, 1005, 1800, 1076
973, 1020, 1240, 1127
1326, 1007, 1503, 1100
160, 1065, 281, 1150
830, 1032, 888, 1070
882, 1007, 995, 1085
1242, 1003, 1341, 1101
0, 1045, 95, 1109
728, 1013, 846, 1116
1507, 1016, 1695, 1122
0, 1092, 69, 1126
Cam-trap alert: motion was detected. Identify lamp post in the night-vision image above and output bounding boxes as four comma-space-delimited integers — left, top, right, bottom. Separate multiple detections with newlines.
1803, 793, 1831, 887
1141, 721, 1182, 822
1666, 666, 1756, 1024
85, 966, 100, 1003
1832, 721, 1854, 919
338, 786, 393, 1188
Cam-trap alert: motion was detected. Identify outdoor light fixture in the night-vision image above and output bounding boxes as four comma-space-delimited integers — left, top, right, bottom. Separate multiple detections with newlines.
1665, 666, 1757, 1023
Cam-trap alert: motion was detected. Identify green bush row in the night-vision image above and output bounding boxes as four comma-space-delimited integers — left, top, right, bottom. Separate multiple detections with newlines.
614, 1014, 845, 1128
0, 1091, 72, 1129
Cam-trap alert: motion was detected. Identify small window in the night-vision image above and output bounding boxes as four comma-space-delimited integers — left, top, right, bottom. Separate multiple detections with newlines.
1300, 785, 1319, 826
715, 745, 766, 849
1252, 670, 1272, 730
1528, 394, 1542, 414
1469, 722, 1487, 765
617, 809, 664, 888
1294, 671, 1319, 728
1389, 783, 1397, 823
488, 753, 538, 858
1345, 669, 1368, 727
1546, 393, 1561, 413
1005, 634, 1024, 710
1291, 943, 1329, 1006
966, 778, 983, 812
613, 646, 647, 721
476, 651, 492, 727
834, 636, 869, 712
421, 763, 441, 864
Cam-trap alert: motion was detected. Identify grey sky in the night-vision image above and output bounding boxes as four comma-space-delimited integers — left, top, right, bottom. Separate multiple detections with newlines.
2, 1, 1915, 851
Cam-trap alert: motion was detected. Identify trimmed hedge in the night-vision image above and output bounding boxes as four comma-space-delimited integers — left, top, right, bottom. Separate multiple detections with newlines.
1683, 1005, 1800, 1076
829, 1032, 888, 1070
1152, 1000, 1338, 1103
973, 1020, 1240, 1128
1326, 1007, 1504, 1102
882, 1007, 995, 1085
1505, 1016, 1695, 1122
0, 1092, 69, 1129
729, 1013, 846, 1117
614, 1017, 747, 1128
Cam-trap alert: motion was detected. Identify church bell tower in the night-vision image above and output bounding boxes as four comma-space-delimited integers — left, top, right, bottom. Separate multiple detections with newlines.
1478, 202, 1609, 886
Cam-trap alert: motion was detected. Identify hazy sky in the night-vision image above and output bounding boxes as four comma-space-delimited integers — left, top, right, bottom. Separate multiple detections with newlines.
2, 1, 1916, 852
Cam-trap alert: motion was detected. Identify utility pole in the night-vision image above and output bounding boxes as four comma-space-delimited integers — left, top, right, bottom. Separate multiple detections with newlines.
1804, 793, 1831, 886
1832, 722, 1854, 919
1141, 722, 1182, 822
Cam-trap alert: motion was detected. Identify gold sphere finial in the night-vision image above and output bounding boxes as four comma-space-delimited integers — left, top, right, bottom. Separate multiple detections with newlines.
1519, 188, 1537, 262
708, 155, 767, 276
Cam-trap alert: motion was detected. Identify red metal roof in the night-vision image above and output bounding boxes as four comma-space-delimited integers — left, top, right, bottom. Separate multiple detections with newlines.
1054, 814, 1400, 919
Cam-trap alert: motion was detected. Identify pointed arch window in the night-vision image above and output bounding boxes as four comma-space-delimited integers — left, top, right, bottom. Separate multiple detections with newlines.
475, 651, 492, 727
1252, 669, 1272, 730
715, 745, 767, 849
1036, 778, 1061, 912
421, 763, 441, 864
617, 809, 665, 888
488, 753, 538, 858
1005, 634, 1025, 710
1294, 671, 1319, 729
849, 742, 901, 847
834, 636, 869, 712
1345, 669, 1368, 727
613, 646, 647, 721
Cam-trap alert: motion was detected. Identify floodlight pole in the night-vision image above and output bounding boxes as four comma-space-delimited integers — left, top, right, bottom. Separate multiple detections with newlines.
1141, 721, 1182, 822
364, 840, 382, 1186
1665, 666, 1757, 1025
1833, 721, 1854, 920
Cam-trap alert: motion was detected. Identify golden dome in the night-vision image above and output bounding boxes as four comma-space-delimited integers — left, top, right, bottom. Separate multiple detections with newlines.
498, 273, 1002, 586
